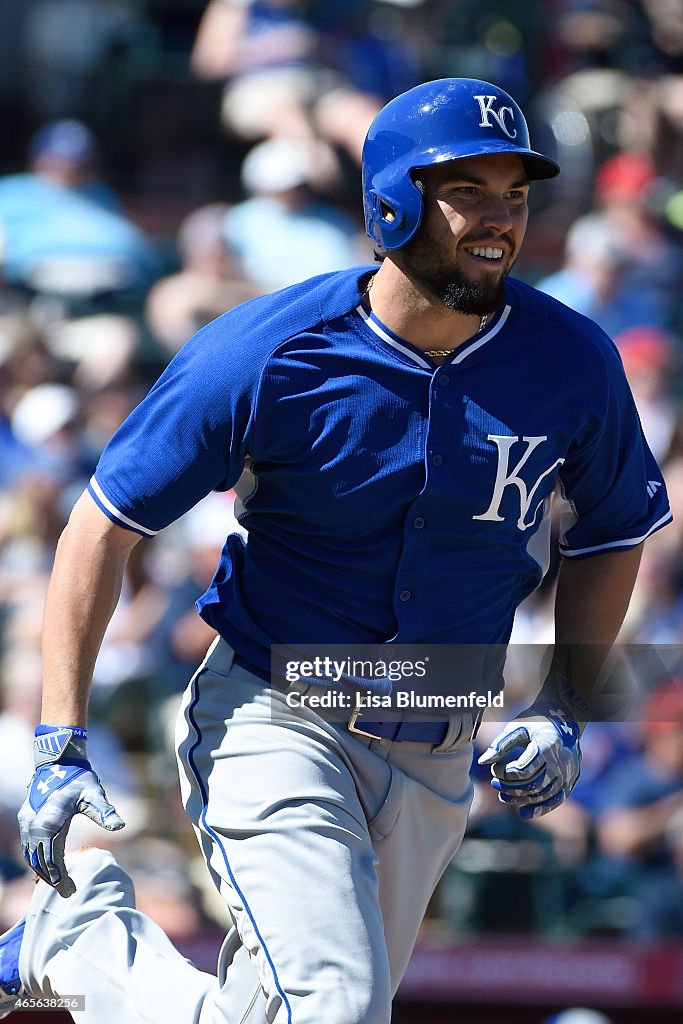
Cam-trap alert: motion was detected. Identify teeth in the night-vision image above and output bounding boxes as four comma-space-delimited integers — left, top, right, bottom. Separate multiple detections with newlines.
469, 246, 503, 259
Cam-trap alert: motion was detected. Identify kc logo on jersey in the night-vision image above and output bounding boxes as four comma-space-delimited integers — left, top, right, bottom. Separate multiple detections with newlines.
474, 95, 517, 139
473, 435, 564, 530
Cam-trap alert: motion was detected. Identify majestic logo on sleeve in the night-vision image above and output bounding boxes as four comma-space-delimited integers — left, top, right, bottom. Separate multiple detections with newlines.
474, 95, 518, 139
473, 435, 564, 530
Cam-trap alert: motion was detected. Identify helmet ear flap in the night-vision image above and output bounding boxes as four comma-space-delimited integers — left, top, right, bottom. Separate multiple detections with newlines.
372, 192, 405, 229
365, 189, 406, 248
365, 175, 425, 251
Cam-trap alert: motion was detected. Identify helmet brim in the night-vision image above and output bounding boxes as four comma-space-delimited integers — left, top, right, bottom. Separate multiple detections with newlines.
412, 140, 560, 181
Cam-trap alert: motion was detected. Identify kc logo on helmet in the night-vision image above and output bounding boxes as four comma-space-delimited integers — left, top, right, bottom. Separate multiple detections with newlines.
474, 95, 517, 139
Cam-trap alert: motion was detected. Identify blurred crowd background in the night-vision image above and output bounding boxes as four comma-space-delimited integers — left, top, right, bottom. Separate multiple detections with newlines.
4, 0, 683, 977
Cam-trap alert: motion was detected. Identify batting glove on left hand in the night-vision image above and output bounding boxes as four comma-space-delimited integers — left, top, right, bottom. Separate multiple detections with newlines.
18, 725, 124, 897
478, 702, 582, 820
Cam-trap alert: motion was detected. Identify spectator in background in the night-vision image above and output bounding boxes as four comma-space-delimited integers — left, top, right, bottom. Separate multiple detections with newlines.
146, 204, 258, 356
224, 137, 364, 291
613, 325, 680, 464
20, 0, 140, 122
9, 383, 81, 485
190, 0, 400, 164
571, 153, 680, 327
24, 119, 120, 210
536, 215, 662, 338
652, 74, 683, 179
0, 119, 159, 298
39, 313, 142, 391
537, 152, 678, 335
551, 0, 634, 75
595, 683, 683, 938
191, 0, 325, 144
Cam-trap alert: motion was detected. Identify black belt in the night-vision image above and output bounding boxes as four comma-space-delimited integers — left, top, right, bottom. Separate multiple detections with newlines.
348, 706, 484, 744
348, 718, 450, 743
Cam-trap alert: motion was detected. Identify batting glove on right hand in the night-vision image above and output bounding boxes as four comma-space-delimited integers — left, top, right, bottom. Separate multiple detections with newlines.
18, 725, 124, 897
477, 703, 582, 820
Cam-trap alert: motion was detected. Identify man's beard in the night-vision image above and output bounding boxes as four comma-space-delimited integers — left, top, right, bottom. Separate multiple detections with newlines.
400, 233, 513, 315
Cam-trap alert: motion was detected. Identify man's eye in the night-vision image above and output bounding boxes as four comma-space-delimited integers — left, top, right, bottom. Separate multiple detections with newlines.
506, 191, 527, 201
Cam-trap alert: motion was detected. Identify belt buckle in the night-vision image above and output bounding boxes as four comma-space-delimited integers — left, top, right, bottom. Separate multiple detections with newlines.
347, 700, 378, 739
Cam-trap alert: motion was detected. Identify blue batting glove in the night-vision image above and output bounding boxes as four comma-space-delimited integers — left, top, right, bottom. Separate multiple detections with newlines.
477, 702, 582, 820
18, 725, 124, 897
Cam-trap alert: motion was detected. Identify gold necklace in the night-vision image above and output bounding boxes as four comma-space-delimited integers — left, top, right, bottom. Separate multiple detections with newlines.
362, 276, 491, 360
424, 313, 489, 358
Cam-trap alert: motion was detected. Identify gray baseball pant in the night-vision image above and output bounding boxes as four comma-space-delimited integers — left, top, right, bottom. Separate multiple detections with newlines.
19, 638, 474, 1023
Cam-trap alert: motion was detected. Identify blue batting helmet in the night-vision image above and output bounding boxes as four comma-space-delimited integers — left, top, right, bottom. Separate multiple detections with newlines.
362, 78, 560, 251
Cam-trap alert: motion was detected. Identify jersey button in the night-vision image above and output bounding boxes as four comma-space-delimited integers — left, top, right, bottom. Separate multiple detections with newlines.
399, 589, 412, 602
438, 374, 450, 387
432, 454, 443, 466
413, 516, 425, 529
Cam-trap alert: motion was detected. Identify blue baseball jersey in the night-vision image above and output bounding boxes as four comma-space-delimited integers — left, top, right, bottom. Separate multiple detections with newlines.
89, 266, 671, 678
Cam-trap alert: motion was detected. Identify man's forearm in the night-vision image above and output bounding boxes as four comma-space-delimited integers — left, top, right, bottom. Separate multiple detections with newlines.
41, 491, 141, 727
546, 543, 644, 708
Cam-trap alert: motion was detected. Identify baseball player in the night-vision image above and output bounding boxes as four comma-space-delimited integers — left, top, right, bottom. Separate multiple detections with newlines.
1, 78, 671, 1023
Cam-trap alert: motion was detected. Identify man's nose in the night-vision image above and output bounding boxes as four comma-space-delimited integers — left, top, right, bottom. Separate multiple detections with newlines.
481, 195, 513, 233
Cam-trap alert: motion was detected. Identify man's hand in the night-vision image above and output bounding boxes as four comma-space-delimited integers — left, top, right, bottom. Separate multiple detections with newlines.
478, 703, 582, 820
18, 726, 124, 897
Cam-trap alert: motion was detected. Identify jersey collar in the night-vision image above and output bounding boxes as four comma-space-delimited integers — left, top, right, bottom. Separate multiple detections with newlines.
355, 299, 511, 369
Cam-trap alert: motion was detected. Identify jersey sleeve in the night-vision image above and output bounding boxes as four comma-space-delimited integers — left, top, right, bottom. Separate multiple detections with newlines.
557, 338, 672, 558
88, 315, 264, 536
